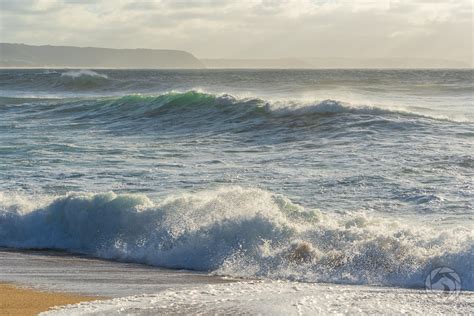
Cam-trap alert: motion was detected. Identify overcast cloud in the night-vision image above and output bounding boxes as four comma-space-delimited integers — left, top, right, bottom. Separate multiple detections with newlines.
0, 0, 472, 63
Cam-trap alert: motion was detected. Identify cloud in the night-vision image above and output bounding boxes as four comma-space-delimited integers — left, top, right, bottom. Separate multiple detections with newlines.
0, 0, 471, 63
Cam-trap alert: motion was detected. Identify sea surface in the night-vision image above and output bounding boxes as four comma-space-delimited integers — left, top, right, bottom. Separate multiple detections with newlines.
0, 69, 472, 292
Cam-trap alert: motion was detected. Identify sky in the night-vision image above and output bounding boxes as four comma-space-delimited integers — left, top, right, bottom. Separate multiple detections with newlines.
0, 0, 472, 64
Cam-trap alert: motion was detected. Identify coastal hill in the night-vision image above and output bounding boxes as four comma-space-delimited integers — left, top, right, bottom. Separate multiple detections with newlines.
0, 43, 204, 68
0, 43, 469, 69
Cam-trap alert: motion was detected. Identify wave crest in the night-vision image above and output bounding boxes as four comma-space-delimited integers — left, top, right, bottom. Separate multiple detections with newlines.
265, 99, 410, 117
60, 70, 108, 79
56, 70, 109, 90
34, 91, 448, 125
0, 187, 472, 290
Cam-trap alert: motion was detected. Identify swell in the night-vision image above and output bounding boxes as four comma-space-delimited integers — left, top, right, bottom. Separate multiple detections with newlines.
0, 187, 472, 290
1, 91, 460, 126
0, 70, 111, 93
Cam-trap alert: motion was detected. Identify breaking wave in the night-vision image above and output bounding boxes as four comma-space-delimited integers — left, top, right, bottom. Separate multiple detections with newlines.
60, 69, 108, 79
55, 70, 110, 90
0, 187, 472, 290
2, 91, 456, 124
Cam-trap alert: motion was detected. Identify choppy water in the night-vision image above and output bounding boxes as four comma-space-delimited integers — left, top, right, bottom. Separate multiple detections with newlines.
0, 69, 472, 290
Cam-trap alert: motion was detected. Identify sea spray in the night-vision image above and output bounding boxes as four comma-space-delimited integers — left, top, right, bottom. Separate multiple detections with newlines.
1, 187, 472, 290
60, 70, 109, 79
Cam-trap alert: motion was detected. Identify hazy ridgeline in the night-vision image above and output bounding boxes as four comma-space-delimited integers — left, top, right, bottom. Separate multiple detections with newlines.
0, 43, 204, 68
0, 43, 470, 69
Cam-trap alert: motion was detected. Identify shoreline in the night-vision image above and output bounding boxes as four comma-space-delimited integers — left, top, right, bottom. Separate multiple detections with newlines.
1, 249, 473, 315
0, 248, 233, 297
0, 283, 104, 315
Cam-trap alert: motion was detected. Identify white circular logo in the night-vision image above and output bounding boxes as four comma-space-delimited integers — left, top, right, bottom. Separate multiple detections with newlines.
425, 267, 461, 299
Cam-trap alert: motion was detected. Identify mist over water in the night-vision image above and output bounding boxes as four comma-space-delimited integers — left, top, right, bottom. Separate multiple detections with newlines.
0, 69, 472, 290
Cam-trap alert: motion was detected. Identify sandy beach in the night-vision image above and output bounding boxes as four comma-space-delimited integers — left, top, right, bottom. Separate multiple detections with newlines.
0, 283, 102, 315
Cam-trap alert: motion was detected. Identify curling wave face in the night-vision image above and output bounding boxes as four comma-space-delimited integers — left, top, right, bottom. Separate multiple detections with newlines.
0, 91, 462, 130
0, 187, 472, 290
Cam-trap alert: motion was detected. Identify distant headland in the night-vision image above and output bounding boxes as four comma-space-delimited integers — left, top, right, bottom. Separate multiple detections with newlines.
0, 43, 470, 69
0, 43, 204, 69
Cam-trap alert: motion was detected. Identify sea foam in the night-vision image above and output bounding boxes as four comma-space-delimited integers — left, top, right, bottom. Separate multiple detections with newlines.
0, 187, 472, 290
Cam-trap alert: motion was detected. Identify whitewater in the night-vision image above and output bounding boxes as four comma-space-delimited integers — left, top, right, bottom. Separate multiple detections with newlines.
0, 69, 473, 314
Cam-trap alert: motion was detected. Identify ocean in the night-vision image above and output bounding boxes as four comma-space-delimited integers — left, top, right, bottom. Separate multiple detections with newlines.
0, 69, 473, 313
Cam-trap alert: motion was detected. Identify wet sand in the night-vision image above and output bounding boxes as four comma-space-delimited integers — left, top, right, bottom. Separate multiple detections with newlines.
0, 248, 233, 315
0, 248, 232, 298
0, 283, 102, 315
